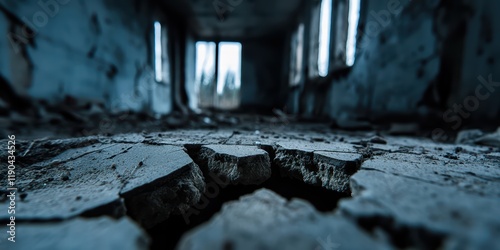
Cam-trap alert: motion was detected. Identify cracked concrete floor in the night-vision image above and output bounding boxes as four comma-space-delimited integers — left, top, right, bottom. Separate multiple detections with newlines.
0, 125, 499, 250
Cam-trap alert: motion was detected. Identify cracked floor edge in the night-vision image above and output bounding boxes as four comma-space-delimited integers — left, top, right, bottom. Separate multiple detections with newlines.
0, 129, 499, 250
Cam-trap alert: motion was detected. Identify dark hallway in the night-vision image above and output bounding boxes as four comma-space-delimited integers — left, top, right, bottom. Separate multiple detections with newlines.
0, 0, 499, 249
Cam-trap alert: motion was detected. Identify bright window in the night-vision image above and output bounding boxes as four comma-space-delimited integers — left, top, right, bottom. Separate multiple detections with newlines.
318, 0, 332, 77
195, 41, 216, 87
290, 23, 305, 86
195, 41, 217, 108
154, 21, 163, 82
217, 42, 242, 95
195, 41, 241, 109
217, 42, 242, 109
346, 0, 361, 66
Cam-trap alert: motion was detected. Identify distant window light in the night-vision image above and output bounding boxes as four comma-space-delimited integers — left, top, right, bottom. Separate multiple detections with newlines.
195, 41, 217, 86
195, 41, 241, 109
346, 0, 361, 66
154, 21, 163, 82
216, 42, 242, 109
290, 23, 305, 86
318, 0, 332, 77
217, 42, 242, 95
195, 41, 217, 108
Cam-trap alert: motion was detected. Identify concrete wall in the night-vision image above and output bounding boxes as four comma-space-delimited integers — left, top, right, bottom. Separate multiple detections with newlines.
455, 0, 500, 123
327, 0, 432, 121
292, 0, 500, 127
0, 0, 172, 114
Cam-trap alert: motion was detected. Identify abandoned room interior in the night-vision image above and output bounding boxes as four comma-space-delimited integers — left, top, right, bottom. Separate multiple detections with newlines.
0, 0, 499, 249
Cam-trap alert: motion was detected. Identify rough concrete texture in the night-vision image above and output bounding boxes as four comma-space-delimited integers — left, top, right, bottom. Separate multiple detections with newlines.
339, 147, 500, 249
0, 142, 205, 227
0, 217, 149, 250
126, 164, 205, 228
177, 189, 392, 250
0, 0, 172, 114
274, 141, 363, 192
171, 127, 499, 249
0, 126, 498, 249
198, 145, 271, 185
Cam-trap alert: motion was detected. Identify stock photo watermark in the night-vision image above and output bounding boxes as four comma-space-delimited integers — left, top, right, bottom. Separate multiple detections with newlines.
8, 0, 71, 54
6, 135, 17, 243
432, 74, 500, 141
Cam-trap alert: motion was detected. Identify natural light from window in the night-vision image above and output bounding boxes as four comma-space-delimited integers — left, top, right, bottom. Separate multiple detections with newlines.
217, 42, 242, 95
290, 23, 305, 86
318, 0, 332, 77
195, 41, 216, 108
154, 21, 163, 82
346, 0, 361, 66
195, 41, 216, 86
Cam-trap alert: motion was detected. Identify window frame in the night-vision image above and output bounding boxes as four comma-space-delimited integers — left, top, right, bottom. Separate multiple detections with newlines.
300, 0, 362, 83
194, 40, 242, 110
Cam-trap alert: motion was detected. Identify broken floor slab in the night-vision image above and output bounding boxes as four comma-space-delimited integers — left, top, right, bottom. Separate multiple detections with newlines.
360, 152, 500, 197
1, 128, 498, 249
313, 151, 363, 192
197, 145, 271, 185
125, 164, 205, 228
339, 168, 500, 249
274, 141, 363, 192
177, 189, 392, 250
0, 136, 100, 166
1, 217, 149, 250
0, 141, 205, 228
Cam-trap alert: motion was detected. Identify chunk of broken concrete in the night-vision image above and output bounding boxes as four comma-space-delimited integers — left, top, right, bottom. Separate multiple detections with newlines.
6, 217, 149, 250
313, 151, 363, 192
340, 167, 500, 249
475, 128, 500, 148
125, 164, 205, 228
456, 129, 484, 145
274, 141, 362, 192
198, 145, 271, 185
0, 141, 204, 229
177, 189, 391, 250
455, 128, 500, 148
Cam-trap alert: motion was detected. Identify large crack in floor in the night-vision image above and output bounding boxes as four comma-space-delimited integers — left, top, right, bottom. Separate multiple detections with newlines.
147, 153, 351, 250
1, 128, 499, 250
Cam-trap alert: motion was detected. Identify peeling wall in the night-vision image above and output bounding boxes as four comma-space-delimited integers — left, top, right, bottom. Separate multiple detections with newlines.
457, 0, 500, 121
294, 0, 500, 126
0, 0, 172, 114
327, 0, 435, 121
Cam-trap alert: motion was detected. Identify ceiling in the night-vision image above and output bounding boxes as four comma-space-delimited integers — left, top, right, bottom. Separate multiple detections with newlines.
160, 0, 305, 39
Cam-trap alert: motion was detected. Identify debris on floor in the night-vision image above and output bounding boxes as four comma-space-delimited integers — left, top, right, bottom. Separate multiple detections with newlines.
1, 125, 499, 249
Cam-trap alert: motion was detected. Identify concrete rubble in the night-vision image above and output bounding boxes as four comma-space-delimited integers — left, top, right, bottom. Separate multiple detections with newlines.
0, 141, 206, 233
0, 217, 150, 250
0, 127, 498, 249
177, 189, 392, 250
274, 141, 363, 192
198, 145, 271, 185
